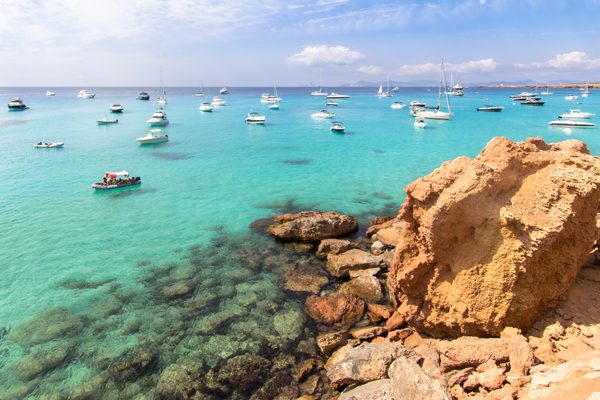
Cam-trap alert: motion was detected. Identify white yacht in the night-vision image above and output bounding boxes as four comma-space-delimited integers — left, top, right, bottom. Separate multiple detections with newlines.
45, 90, 56, 96
34, 141, 64, 148
77, 90, 95, 99
410, 100, 426, 107
96, 117, 119, 125
7, 97, 28, 111
565, 95, 578, 101
146, 109, 169, 127
377, 83, 392, 97
109, 104, 124, 113
220, 87, 229, 95
559, 109, 595, 119
540, 83, 553, 95
390, 102, 406, 109
413, 60, 452, 120
325, 101, 338, 107
312, 109, 335, 119
199, 102, 213, 112
211, 96, 226, 106
414, 118, 427, 128
581, 85, 590, 98
268, 102, 280, 110
311, 87, 328, 96
392, 86, 400, 92
137, 129, 169, 144
510, 92, 536, 100
330, 121, 345, 133
157, 96, 167, 106
326, 92, 350, 99
548, 119, 594, 128
246, 112, 266, 124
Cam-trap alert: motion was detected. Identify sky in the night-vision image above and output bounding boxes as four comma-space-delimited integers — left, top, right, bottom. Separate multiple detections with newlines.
1, 0, 600, 86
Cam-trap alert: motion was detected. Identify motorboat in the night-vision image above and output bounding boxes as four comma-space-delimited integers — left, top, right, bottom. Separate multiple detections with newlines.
45, 90, 56, 96
146, 109, 169, 127
510, 92, 536, 100
559, 109, 595, 119
77, 90, 95, 99
211, 96, 226, 106
326, 92, 350, 99
548, 119, 594, 128
193, 91, 204, 97
220, 87, 229, 95
477, 105, 504, 112
156, 96, 167, 106
412, 108, 451, 120
7, 97, 28, 111
199, 102, 213, 112
521, 97, 545, 106
410, 100, 426, 107
392, 86, 400, 92
110, 104, 124, 113
311, 88, 328, 96
137, 129, 168, 144
246, 112, 266, 124
92, 171, 141, 190
447, 89, 464, 96
565, 95, 578, 101
325, 101, 338, 107
97, 117, 119, 125
330, 121, 345, 133
268, 102, 280, 110
414, 118, 427, 128
390, 102, 406, 109
312, 109, 335, 119
137, 92, 150, 100
34, 141, 64, 148
260, 95, 281, 104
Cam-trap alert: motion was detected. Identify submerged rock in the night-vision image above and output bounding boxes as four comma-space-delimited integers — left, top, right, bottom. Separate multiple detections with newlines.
280, 264, 329, 294
108, 349, 158, 382
316, 239, 360, 258
267, 211, 358, 242
305, 292, 364, 326
155, 361, 205, 400
327, 249, 383, 278
13, 342, 71, 381
388, 137, 600, 337
8, 307, 83, 346
216, 353, 271, 394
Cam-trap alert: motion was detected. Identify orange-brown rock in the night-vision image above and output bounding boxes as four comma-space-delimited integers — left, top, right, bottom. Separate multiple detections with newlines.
316, 238, 360, 258
367, 303, 394, 322
388, 137, 600, 337
267, 211, 358, 242
305, 292, 364, 326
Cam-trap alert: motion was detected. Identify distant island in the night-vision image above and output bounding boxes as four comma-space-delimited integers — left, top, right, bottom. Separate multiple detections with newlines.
480, 82, 600, 89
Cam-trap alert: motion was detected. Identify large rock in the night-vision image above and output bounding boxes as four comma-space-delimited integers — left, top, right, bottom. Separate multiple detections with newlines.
388, 137, 600, 337
216, 353, 271, 394
155, 361, 205, 400
267, 211, 358, 242
388, 357, 451, 400
108, 350, 158, 382
316, 239, 360, 258
279, 264, 329, 294
327, 249, 383, 277
305, 292, 364, 326
339, 274, 383, 302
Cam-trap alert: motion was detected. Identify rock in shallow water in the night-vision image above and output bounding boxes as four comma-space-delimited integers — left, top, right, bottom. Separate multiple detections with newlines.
280, 264, 329, 294
216, 353, 271, 394
388, 137, 600, 337
108, 349, 158, 382
155, 360, 205, 400
267, 211, 358, 242
13, 342, 71, 381
8, 307, 83, 346
305, 292, 364, 326
327, 249, 383, 278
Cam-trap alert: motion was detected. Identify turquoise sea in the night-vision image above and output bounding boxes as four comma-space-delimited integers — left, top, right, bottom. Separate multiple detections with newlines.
1, 86, 598, 397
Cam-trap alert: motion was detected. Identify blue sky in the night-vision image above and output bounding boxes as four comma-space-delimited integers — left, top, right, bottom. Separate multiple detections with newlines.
1, 0, 600, 86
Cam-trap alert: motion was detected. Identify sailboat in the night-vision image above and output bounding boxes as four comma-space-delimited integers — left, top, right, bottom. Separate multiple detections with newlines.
540, 82, 553, 95
311, 72, 327, 96
377, 79, 392, 97
261, 85, 281, 103
411, 60, 452, 120
157, 68, 167, 106
581, 84, 590, 98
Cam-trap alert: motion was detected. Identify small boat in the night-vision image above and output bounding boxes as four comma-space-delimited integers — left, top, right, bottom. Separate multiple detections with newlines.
110, 104, 124, 113
477, 105, 504, 112
260, 95, 281, 104
414, 118, 427, 129
77, 90, 95, 99
326, 92, 350, 99
548, 119, 595, 128
521, 97, 545, 106
581, 85, 590, 98
34, 141, 64, 148
392, 86, 400, 92
565, 95, 578, 101
96, 117, 119, 125
156, 96, 167, 106
541, 83, 553, 95
193, 91, 204, 97
330, 121, 345, 133
137, 129, 169, 144
390, 102, 406, 109
410, 100, 426, 107
211, 96, 226, 106
412, 109, 451, 120
510, 91, 536, 100
92, 171, 141, 190
220, 87, 229, 95
45, 90, 56, 96
246, 112, 266, 124
312, 109, 335, 119
268, 102, 280, 110
146, 109, 169, 127
199, 102, 213, 112
7, 97, 28, 111
377, 82, 392, 98
137, 92, 150, 100
325, 101, 338, 107
559, 109, 595, 119
311, 88, 328, 96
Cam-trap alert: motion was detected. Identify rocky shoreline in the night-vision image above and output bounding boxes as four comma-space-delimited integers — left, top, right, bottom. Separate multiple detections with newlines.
258, 137, 600, 400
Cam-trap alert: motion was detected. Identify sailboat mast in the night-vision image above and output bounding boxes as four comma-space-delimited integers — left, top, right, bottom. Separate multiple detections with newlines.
441, 59, 451, 114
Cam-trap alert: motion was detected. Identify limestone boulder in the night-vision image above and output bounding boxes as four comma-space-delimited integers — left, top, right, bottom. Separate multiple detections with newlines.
327, 249, 383, 277
316, 239, 360, 258
339, 274, 383, 302
316, 331, 351, 355
388, 137, 600, 337
388, 357, 451, 400
305, 292, 364, 326
267, 211, 358, 242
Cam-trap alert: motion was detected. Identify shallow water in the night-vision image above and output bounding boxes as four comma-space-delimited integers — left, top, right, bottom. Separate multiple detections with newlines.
1, 86, 599, 397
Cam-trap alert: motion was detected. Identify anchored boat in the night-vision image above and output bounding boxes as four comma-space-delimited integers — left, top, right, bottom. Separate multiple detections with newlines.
92, 171, 141, 190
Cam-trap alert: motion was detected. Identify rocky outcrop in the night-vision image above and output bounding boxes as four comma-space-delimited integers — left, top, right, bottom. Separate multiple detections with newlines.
388, 137, 600, 337
267, 211, 358, 242
305, 292, 364, 326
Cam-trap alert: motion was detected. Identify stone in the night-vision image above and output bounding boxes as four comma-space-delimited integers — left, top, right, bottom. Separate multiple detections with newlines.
366, 216, 395, 238
327, 249, 383, 278
273, 305, 305, 341
325, 342, 414, 388
14, 343, 71, 381
108, 350, 158, 382
267, 211, 358, 242
216, 353, 271, 393
316, 331, 351, 355
339, 275, 383, 302
351, 326, 384, 340
305, 292, 364, 326
387, 328, 413, 343
339, 379, 393, 400
155, 361, 204, 400
387, 137, 600, 337
385, 311, 406, 331
367, 303, 394, 321
160, 280, 194, 300
477, 365, 506, 390
349, 268, 381, 278
388, 357, 451, 400
293, 358, 317, 382
445, 367, 474, 388
317, 239, 360, 258
279, 264, 329, 294
8, 307, 83, 347
371, 241, 385, 255
372, 221, 404, 248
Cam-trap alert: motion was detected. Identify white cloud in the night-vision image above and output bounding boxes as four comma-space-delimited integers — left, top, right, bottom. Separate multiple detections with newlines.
515, 51, 600, 69
357, 65, 384, 75
395, 58, 497, 75
289, 45, 363, 66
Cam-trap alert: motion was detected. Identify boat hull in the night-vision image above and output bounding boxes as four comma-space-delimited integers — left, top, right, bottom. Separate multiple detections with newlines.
92, 181, 141, 190
34, 142, 64, 148
97, 120, 118, 125
147, 119, 169, 127
137, 137, 169, 144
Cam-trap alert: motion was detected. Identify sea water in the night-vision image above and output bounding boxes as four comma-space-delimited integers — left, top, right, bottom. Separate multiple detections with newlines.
0, 86, 598, 397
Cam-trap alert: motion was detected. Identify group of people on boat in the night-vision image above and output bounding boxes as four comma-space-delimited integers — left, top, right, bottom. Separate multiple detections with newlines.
101, 174, 140, 186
